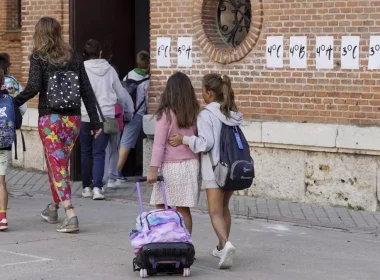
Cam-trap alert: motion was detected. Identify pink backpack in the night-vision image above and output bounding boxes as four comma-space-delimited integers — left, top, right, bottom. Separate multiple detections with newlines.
129, 178, 193, 255
115, 104, 124, 131
130, 209, 192, 255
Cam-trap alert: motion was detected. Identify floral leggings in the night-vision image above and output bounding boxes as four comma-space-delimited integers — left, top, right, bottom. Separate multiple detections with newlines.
38, 114, 81, 203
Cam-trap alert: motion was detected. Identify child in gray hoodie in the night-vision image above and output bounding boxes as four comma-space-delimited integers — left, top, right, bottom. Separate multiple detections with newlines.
169, 73, 242, 269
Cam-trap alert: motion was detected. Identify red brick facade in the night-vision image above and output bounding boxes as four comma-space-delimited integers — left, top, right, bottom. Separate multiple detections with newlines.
150, 0, 380, 126
0, 0, 22, 83
1, 0, 380, 124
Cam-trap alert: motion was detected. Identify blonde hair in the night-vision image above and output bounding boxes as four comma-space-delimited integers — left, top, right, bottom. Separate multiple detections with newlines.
32, 17, 72, 66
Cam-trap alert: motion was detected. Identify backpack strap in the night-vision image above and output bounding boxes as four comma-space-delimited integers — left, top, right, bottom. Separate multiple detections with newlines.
94, 96, 106, 123
134, 96, 146, 116
208, 152, 215, 169
13, 129, 26, 160
135, 77, 150, 85
133, 77, 150, 115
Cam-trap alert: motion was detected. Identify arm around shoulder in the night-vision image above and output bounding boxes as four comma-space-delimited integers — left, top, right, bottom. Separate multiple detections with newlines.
183, 111, 214, 153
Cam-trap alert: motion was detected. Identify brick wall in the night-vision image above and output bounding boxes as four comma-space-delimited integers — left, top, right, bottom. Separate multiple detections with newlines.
19, 0, 70, 108
0, 0, 22, 82
150, 0, 380, 126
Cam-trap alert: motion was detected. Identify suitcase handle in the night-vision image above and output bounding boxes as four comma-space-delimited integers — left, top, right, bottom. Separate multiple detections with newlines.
135, 176, 164, 183
135, 176, 168, 214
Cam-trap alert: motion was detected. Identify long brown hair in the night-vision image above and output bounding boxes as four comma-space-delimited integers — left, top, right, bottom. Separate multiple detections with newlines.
155, 72, 199, 128
32, 17, 72, 65
203, 73, 238, 118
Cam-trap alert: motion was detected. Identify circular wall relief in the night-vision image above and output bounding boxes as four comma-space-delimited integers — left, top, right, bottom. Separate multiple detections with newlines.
194, 0, 263, 64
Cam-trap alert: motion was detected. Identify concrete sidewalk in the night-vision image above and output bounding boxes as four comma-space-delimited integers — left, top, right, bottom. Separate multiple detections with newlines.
3, 194, 380, 280
7, 168, 380, 234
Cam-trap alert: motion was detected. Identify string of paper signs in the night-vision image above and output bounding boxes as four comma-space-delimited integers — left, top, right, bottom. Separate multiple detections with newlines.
155, 36, 380, 70
267, 36, 380, 70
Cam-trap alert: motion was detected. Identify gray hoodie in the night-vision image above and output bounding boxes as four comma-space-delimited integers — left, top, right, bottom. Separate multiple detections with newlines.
82, 59, 131, 122
183, 102, 243, 188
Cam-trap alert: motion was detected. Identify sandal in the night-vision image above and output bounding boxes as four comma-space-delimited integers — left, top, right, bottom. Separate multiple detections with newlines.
56, 205, 79, 233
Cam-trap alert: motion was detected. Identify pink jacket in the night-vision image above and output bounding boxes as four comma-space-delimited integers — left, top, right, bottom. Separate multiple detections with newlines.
150, 110, 199, 167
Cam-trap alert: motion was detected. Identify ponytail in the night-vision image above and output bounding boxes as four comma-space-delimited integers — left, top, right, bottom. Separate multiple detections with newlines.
220, 75, 237, 118
202, 73, 238, 118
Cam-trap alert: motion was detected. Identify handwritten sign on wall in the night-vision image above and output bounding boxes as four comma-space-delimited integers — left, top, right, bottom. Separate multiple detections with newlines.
266, 36, 283, 68
156, 37, 171, 67
368, 36, 380, 70
289, 36, 307, 69
177, 37, 193, 67
315, 36, 334, 70
341, 36, 360, 69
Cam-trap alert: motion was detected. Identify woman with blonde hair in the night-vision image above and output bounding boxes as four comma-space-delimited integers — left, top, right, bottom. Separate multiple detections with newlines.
15, 17, 102, 233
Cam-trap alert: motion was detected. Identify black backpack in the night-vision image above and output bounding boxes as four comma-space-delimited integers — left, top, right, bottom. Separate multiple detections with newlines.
210, 123, 255, 192
121, 78, 150, 114
46, 60, 81, 111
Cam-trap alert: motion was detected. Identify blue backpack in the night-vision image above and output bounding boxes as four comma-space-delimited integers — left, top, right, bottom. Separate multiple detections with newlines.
209, 123, 255, 192
0, 91, 23, 159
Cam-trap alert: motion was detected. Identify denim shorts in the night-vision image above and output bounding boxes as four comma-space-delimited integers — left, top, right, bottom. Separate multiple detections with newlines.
120, 114, 143, 149
0, 150, 10, 176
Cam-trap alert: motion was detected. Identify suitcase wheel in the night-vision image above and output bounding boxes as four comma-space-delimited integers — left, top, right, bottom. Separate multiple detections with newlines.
183, 268, 190, 277
140, 269, 148, 278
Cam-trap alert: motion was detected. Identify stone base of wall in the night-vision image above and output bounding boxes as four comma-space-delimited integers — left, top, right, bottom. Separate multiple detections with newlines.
142, 138, 379, 211
11, 128, 46, 171
143, 115, 380, 212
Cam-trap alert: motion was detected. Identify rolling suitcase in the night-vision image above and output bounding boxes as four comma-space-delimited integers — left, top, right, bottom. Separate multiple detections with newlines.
130, 177, 195, 278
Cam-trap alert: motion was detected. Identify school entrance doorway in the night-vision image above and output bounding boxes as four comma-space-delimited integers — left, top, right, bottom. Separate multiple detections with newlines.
68, 0, 150, 181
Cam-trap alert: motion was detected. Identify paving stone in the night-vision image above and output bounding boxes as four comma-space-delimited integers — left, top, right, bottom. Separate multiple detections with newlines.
335, 207, 357, 227
70, 182, 82, 196
309, 204, 330, 223
7, 168, 380, 233
266, 199, 281, 217
289, 202, 306, 220
7, 171, 25, 185
6, 169, 19, 181
278, 200, 293, 218
27, 173, 44, 185
256, 198, 268, 215
17, 172, 37, 185
358, 212, 379, 229
300, 203, 318, 222
322, 206, 343, 225
348, 211, 371, 228
32, 175, 48, 191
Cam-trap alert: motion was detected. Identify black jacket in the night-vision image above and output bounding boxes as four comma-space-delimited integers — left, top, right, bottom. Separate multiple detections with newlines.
14, 52, 101, 130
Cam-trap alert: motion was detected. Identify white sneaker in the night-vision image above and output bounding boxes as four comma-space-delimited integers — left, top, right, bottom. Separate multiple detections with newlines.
82, 187, 93, 198
0, 218, 8, 231
212, 246, 223, 259
107, 179, 121, 188
93, 187, 105, 200
218, 241, 236, 269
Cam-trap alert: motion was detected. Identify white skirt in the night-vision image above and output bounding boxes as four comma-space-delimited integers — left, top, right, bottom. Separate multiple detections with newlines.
150, 159, 201, 208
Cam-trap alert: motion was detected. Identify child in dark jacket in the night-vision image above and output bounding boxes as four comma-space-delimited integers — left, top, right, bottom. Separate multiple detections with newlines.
0, 69, 22, 231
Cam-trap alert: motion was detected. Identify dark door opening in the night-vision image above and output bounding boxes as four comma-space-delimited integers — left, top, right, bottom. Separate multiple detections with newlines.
69, 0, 150, 181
